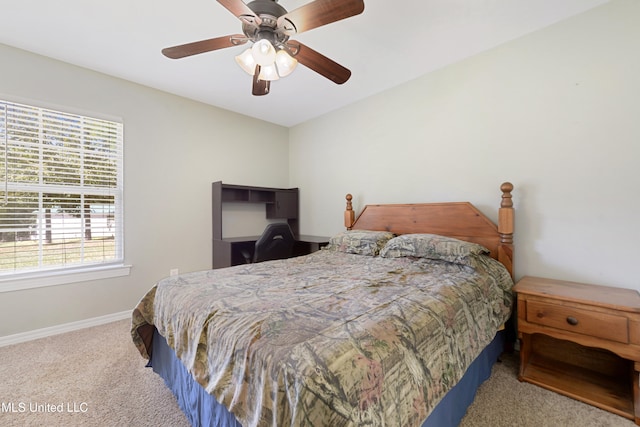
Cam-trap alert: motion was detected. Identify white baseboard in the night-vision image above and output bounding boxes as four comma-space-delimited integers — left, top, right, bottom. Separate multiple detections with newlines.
0, 310, 131, 347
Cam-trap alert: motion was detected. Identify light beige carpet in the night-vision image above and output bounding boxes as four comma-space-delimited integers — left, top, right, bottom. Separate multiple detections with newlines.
0, 319, 634, 427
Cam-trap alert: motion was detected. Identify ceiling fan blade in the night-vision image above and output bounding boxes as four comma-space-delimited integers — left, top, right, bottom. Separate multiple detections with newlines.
162, 35, 247, 59
252, 65, 270, 96
289, 41, 351, 85
217, 0, 261, 25
278, 0, 364, 35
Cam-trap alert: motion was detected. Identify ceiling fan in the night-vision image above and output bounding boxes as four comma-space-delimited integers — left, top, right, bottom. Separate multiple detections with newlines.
162, 0, 365, 96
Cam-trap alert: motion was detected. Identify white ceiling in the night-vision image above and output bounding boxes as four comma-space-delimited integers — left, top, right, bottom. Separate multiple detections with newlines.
1, 0, 608, 127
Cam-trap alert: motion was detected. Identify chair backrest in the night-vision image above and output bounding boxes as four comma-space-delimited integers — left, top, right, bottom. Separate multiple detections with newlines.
253, 223, 296, 263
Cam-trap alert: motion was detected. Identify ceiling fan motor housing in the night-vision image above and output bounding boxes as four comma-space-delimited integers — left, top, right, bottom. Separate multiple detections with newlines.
243, 0, 293, 46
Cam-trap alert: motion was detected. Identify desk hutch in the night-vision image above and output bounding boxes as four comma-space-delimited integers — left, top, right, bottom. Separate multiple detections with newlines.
212, 181, 328, 268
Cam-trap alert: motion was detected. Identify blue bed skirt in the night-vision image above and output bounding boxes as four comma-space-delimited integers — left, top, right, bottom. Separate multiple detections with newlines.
150, 330, 504, 427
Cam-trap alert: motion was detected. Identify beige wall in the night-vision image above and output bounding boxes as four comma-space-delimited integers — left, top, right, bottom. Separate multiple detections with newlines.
290, 0, 640, 290
0, 44, 289, 336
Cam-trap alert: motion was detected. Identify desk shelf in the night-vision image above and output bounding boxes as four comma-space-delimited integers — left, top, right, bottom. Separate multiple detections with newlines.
220, 186, 275, 203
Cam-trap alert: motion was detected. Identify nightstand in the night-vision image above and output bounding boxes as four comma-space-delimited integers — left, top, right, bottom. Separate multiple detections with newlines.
514, 276, 640, 424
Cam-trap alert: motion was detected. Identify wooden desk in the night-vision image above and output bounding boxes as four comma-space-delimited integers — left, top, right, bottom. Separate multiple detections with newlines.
296, 235, 331, 254
213, 235, 329, 268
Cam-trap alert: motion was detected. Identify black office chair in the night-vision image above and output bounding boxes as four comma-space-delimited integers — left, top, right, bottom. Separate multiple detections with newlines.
243, 223, 296, 263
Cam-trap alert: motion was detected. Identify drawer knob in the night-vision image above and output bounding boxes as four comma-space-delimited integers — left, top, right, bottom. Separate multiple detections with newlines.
566, 316, 579, 326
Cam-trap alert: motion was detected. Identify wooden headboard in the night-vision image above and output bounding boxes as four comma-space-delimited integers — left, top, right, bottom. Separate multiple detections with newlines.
344, 182, 515, 277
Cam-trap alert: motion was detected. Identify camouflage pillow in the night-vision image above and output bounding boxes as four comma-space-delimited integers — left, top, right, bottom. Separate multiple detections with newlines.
379, 233, 489, 266
324, 230, 395, 256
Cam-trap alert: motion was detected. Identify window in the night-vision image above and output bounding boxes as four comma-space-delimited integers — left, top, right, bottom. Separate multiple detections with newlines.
0, 99, 125, 290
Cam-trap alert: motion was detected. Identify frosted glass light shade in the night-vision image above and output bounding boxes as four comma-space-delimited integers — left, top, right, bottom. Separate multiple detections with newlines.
275, 50, 298, 77
251, 39, 276, 66
258, 63, 280, 81
235, 48, 256, 75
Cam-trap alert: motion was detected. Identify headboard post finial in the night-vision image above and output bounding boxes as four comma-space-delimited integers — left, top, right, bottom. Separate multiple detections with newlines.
344, 194, 355, 230
500, 182, 514, 208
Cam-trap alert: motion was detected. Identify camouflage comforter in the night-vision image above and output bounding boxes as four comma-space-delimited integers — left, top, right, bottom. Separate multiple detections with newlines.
132, 249, 513, 427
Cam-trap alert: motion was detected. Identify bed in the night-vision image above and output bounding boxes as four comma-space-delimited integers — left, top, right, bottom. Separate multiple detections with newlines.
132, 182, 515, 427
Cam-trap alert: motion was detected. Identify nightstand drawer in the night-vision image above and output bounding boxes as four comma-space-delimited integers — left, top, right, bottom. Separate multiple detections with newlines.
526, 300, 628, 343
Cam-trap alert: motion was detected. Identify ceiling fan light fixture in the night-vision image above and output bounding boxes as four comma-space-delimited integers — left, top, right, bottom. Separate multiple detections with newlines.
234, 48, 256, 75
275, 49, 298, 77
258, 63, 280, 81
251, 39, 276, 66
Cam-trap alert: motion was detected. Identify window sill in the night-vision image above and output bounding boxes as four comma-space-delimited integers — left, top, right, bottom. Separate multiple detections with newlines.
0, 264, 132, 293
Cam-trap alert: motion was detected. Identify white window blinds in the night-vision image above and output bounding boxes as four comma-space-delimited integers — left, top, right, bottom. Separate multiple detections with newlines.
0, 100, 124, 276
